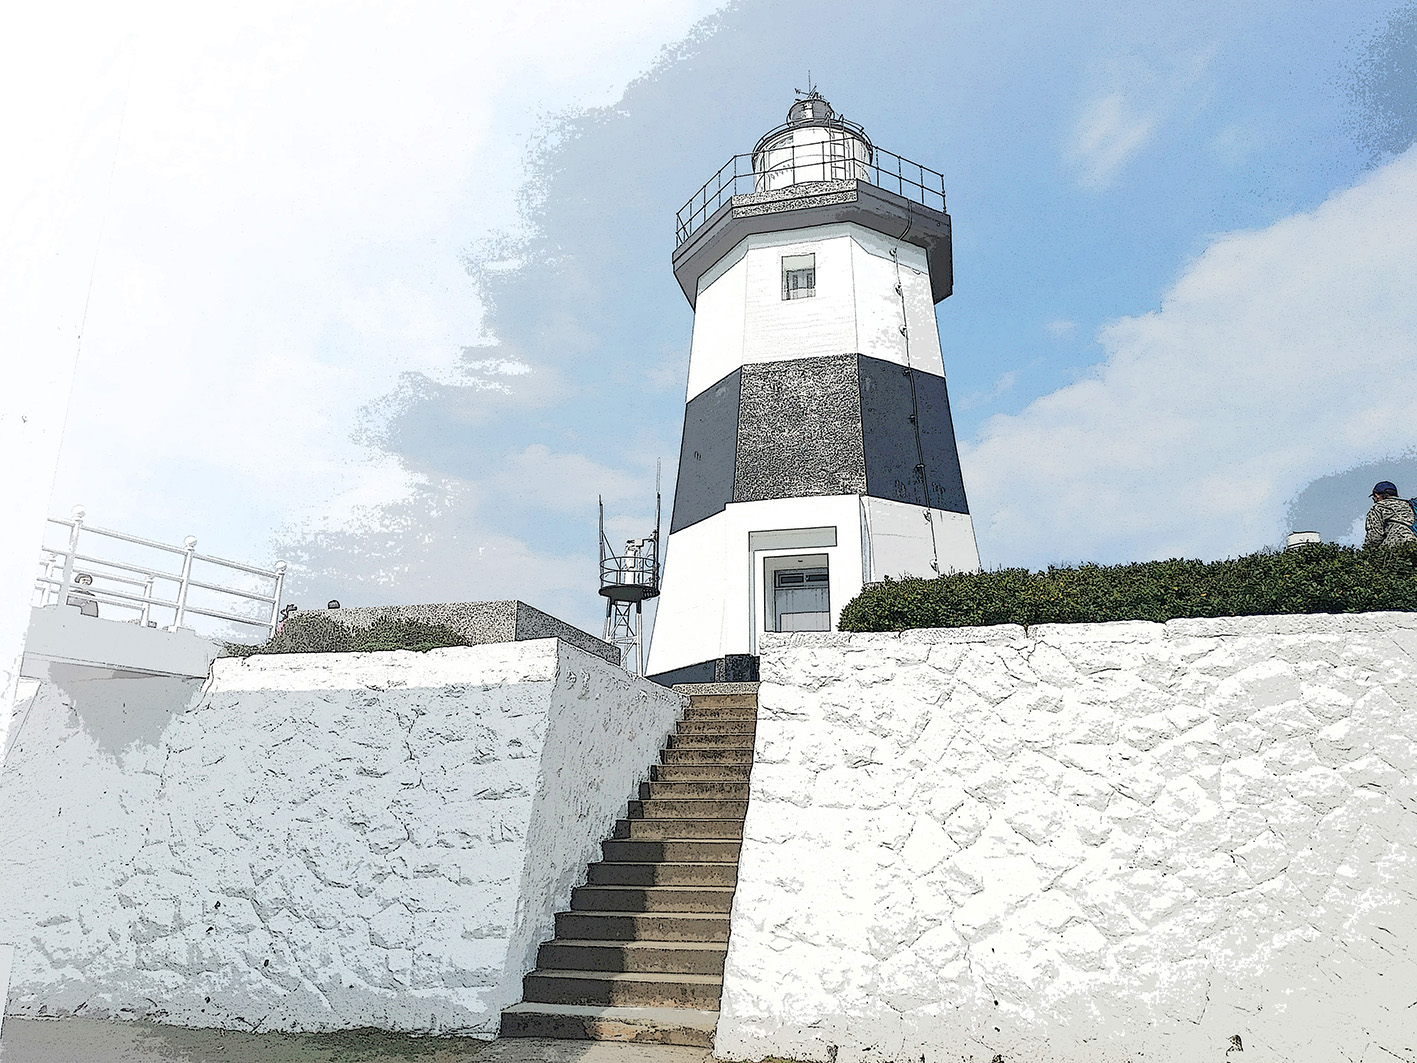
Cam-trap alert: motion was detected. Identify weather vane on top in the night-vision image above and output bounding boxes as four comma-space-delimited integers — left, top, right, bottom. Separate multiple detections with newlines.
794, 73, 821, 100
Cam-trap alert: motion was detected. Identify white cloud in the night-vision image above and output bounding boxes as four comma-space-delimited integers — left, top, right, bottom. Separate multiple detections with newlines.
5, 0, 725, 571
962, 144, 1417, 569
958, 368, 1020, 412
1045, 319, 1079, 337
486, 444, 646, 513
1064, 43, 1219, 190
463, 358, 533, 378
1068, 93, 1158, 188
275, 472, 601, 629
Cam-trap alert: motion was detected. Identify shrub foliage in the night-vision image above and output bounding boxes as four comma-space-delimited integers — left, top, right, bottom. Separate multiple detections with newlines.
838, 543, 1417, 632
223, 613, 471, 657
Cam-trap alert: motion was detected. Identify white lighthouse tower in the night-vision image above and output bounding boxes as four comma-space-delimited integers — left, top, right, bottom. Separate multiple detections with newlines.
646, 92, 980, 684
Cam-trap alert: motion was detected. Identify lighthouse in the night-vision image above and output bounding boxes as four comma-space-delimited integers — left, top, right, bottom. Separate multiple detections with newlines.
646, 92, 980, 685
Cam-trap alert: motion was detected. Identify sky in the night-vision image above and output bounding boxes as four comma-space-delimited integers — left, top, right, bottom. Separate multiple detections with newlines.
7, 0, 1417, 644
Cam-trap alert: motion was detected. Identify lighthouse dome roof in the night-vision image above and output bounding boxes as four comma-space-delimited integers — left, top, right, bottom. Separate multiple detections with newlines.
786, 93, 836, 125
752, 92, 873, 162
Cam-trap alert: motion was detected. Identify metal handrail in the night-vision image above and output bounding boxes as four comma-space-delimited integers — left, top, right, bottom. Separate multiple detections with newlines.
180, 577, 279, 603
35, 572, 277, 607
675, 142, 947, 247
35, 506, 287, 635
39, 579, 180, 611
47, 550, 159, 579
40, 552, 151, 586
600, 552, 660, 589
37, 570, 147, 591
45, 518, 189, 555
180, 602, 285, 627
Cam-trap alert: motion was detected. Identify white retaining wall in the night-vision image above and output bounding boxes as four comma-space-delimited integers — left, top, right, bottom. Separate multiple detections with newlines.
718, 614, 1417, 1063
0, 639, 681, 1035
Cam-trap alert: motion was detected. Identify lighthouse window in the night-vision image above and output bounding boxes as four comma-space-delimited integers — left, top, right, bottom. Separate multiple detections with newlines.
782, 253, 816, 300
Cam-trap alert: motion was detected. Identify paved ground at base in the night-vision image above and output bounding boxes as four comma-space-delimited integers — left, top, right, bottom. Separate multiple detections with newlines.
0, 1020, 715, 1063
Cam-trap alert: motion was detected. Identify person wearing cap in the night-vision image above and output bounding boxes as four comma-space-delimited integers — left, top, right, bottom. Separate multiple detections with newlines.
1364, 482, 1417, 547
66, 572, 99, 617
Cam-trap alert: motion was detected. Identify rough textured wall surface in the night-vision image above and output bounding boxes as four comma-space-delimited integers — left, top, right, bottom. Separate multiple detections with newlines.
296, 600, 619, 665
0, 640, 679, 1036
717, 615, 1417, 1063
735, 355, 866, 502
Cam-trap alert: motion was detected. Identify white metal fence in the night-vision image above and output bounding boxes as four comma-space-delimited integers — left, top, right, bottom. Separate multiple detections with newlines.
33, 506, 287, 638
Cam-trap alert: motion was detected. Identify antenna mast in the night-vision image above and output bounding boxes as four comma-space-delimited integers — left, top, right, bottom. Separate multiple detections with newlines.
598, 462, 662, 676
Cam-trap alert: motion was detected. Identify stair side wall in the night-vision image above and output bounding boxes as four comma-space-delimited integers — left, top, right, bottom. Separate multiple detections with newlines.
507, 645, 684, 995
0, 639, 679, 1037
718, 613, 1417, 1063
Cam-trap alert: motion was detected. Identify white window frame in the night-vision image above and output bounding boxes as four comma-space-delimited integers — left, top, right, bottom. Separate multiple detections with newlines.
782, 253, 816, 300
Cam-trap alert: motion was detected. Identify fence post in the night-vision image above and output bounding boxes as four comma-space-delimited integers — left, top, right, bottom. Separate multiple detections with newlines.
57, 506, 84, 607
140, 575, 154, 627
171, 536, 197, 631
268, 561, 287, 636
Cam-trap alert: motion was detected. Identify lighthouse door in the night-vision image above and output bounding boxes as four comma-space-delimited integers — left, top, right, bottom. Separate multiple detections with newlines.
773, 567, 830, 632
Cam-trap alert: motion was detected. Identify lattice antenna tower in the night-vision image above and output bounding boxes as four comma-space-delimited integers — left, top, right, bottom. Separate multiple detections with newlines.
598, 463, 662, 675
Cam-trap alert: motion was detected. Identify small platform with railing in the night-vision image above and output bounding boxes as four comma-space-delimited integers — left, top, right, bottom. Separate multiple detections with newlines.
34, 506, 287, 640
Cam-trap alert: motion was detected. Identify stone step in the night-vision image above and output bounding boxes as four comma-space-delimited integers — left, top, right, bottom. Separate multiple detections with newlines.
628, 798, 748, 820
523, 969, 723, 1010
554, 910, 729, 943
684, 692, 759, 710
600, 839, 741, 864
499, 1003, 718, 1047
571, 884, 736, 914
587, 861, 738, 888
536, 939, 728, 976
640, 779, 749, 800
613, 818, 743, 841
674, 719, 756, 736
666, 733, 756, 750
681, 705, 758, 721
651, 762, 751, 782
660, 747, 752, 765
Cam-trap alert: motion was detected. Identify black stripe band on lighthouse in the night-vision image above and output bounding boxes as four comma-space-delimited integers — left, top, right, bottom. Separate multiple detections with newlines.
646, 92, 980, 685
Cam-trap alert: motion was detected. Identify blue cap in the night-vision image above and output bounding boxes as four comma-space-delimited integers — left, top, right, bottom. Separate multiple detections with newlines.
1373, 481, 1398, 496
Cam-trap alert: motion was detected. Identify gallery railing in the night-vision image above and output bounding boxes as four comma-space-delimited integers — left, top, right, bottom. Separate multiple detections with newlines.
675, 142, 947, 246
34, 506, 287, 637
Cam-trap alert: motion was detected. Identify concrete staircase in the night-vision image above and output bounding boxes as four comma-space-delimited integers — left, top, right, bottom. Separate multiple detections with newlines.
499, 683, 758, 1047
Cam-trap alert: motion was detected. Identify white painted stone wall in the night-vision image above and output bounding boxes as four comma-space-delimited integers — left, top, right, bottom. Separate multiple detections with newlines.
0, 639, 681, 1036
718, 615, 1417, 1063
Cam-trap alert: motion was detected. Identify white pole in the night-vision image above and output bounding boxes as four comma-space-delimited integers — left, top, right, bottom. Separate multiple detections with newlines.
57, 505, 84, 605
140, 574, 154, 627
268, 561, 287, 636
171, 536, 197, 630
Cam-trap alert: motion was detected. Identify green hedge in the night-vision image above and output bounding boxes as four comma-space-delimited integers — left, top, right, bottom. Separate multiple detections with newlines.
222, 613, 471, 657
837, 542, 1417, 632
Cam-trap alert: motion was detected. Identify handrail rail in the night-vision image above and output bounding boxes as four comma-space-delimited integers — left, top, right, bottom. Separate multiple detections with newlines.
37, 580, 181, 612
34, 572, 278, 606
44, 550, 158, 579
600, 551, 660, 587
180, 577, 278, 603
675, 141, 947, 248
45, 519, 190, 556
35, 506, 287, 636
